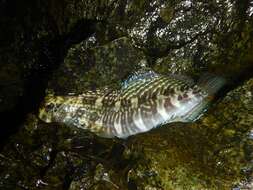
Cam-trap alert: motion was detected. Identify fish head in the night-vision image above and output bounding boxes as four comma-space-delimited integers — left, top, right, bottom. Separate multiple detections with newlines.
38, 95, 64, 123
39, 102, 54, 123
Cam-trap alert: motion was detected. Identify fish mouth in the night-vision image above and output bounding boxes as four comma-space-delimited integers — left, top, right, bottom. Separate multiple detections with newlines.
38, 108, 52, 123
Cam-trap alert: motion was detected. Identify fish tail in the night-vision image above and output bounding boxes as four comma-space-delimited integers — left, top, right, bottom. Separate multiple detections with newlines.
197, 73, 226, 95
183, 74, 226, 122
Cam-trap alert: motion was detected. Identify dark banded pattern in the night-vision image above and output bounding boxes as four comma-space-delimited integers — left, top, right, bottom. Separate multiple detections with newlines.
39, 72, 218, 138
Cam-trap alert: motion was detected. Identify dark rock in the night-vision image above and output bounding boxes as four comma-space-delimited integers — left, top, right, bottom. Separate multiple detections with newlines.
1, 1, 253, 189
48, 37, 145, 94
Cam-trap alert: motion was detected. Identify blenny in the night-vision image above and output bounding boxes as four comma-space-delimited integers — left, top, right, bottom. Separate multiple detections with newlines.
39, 70, 225, 138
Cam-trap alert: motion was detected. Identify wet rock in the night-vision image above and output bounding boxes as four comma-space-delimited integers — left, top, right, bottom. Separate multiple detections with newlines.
0, 111, 123, 189
69, 163, 119, 190
1, 1, 253, 190
48, 37, 145, 94
153, 54, 195, 75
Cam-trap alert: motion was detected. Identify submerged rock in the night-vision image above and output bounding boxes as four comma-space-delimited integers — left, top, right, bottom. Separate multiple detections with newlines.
48, 37, 145, 94
1, 1, 253, 190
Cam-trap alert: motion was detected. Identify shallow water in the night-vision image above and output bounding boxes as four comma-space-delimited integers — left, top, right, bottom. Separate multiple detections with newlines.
1, 0, 253, 189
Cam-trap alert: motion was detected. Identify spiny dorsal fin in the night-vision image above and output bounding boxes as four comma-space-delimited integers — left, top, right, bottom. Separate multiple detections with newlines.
121, 68, 159, 89
78, 89, 118, 109
79, 87, 113, 97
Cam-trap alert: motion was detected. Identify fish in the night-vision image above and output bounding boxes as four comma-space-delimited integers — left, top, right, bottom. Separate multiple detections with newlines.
38, 70, 225, 138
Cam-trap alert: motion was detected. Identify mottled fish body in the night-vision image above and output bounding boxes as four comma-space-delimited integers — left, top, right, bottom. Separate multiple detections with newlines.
39, 71, 225, 138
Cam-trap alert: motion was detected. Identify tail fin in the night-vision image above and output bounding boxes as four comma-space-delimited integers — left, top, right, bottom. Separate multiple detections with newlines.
182, 74, 226, 122
197, 73, 226, 95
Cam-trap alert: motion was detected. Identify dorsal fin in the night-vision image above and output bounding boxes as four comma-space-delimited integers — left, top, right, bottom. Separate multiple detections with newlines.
121, 68, 159, 89
77, 88, 118, 108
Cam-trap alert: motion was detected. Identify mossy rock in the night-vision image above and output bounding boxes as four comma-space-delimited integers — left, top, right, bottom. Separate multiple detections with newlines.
48, 37, 145, 94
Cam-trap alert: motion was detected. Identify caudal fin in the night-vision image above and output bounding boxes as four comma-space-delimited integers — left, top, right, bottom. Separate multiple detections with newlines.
182, 74, 226, 122
197, 73, 226, 95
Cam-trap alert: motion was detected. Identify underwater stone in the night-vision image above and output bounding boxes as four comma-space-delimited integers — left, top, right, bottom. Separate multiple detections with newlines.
48, 37, 145, 94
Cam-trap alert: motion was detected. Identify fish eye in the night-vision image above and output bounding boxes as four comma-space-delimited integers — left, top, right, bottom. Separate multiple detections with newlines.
45, 103, 54, 110
200, 91, 208, 97
202, 90, 208, 95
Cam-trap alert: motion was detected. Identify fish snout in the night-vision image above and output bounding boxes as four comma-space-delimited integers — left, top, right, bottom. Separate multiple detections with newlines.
38, 102, 55, 123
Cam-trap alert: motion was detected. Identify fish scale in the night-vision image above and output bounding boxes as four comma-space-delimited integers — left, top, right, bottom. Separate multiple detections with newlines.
139, 77, 168, 98
39, 71, 225, 138
118, 77, 171, 107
